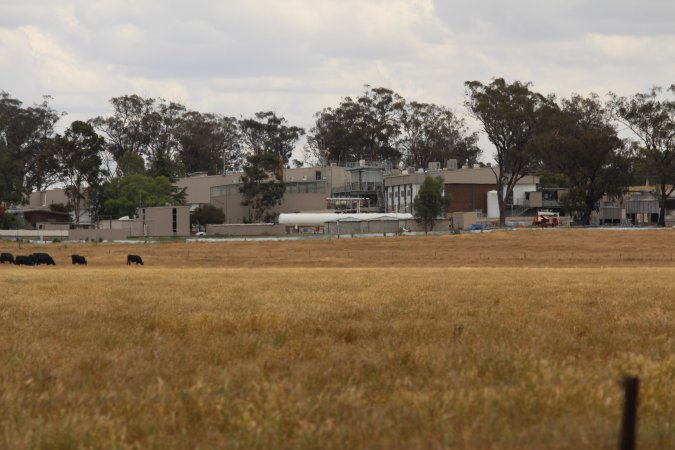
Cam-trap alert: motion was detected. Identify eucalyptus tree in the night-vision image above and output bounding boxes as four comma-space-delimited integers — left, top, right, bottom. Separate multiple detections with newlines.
49, 120, 106, 223
538, 94, 631, 225
90, 95, 187, 178
0, 91, 61, 204
399, 101, 480, 169
90, 94, 153, 176
175, 112, 243, 175
239, 152, 285, 223
609, 86, 675, 226
465, 78, 553, 226
307, 86, 404, 164
239, 111, 304, 166
144, 100, 185, 178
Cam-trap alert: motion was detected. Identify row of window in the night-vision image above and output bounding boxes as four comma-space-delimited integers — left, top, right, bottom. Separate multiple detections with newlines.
286, 182, 327, 194
388, 189, 413, 198
211, 185, 241, 197
211, 181, 327, 197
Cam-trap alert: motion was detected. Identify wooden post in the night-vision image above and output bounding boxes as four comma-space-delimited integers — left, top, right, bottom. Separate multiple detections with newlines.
620, 376, 639, 450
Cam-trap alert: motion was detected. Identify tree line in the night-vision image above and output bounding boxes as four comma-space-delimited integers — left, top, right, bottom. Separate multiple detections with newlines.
0, 80, 673, 226
465, 79, 674, 226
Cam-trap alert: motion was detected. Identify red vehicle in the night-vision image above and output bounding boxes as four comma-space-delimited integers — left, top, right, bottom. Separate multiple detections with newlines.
533, 211, 559, 227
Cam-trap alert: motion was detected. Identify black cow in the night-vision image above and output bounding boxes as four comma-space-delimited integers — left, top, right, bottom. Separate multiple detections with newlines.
71, 254, 87, 265
127, 254, 144, 265
15, 255, 36, 266
32, 253, 56, 265
0, 252, 14, 264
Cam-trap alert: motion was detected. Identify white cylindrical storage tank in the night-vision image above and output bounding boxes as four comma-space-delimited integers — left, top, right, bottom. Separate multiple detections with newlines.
487, 190, 499, 218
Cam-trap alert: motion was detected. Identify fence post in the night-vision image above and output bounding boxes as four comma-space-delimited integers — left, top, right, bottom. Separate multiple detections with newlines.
620, 376, 639, 450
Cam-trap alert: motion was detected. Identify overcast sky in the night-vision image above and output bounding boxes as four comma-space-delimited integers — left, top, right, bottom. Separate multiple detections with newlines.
2, 0, 674, 161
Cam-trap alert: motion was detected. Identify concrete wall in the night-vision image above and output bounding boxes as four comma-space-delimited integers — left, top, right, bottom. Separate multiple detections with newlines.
400, 219, 452, 233
28, 189, 70, 208
206, 223, 286, 236
0, 230, 69, 239
211, 184, 334, 223
512, 184, 538, 206
175, 173, 236, 205
142, 206, 190, 237
36, 222, 70, 231
69, 229, 128, 241
210, 193, 249, 224
527, 191, 543, 208
284, 166, 350, 190
325, 220, 401, 235
99, 219, 144, 236
324, 218, 453, 234
450, 212, 478, 230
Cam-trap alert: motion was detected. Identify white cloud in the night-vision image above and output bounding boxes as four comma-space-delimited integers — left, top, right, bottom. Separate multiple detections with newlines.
1, 0, 674, 160
586, 34, 649, 60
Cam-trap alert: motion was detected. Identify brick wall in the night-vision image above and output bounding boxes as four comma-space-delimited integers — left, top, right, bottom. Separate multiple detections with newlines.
446, 184, 493, 214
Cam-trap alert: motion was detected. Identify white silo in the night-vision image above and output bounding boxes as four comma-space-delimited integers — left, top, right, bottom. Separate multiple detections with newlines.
487, 190, 499, 218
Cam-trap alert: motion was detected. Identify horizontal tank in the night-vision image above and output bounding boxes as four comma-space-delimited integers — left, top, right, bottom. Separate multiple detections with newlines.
278, 213, 413, 226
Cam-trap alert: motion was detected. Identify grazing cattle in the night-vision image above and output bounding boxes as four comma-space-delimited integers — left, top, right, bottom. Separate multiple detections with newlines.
32, 253, 56, 265
0, 252, 14, 264
127, 254, 144, 265
71, 254, 87, 265
15, 255, 36, 266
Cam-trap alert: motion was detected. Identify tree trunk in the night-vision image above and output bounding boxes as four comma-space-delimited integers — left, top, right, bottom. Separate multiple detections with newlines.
73, 200, 80, 225
583, 194, 593, 226
659, 183, 667, 227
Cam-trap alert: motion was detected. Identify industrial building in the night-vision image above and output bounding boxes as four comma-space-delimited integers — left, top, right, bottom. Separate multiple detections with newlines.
385, 160, 540, 219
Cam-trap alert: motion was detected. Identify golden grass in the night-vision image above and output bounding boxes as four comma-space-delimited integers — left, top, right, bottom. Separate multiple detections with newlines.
4, 228, 675, 268
1, 230, 675, 449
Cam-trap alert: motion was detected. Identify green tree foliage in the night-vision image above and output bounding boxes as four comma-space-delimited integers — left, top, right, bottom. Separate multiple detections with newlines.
239, 152, 285, 223
465, 78, 553, 226
413, 176, 450, 233
144, 100, 185, 178
535, 170, 569, 189
399, 101, 481, 168
101, 174, 186, 219
49, 121, 105, 223
90, 95, 186, 178
239, 112, 304, 166
609, 86, 675, 226
90, 94, 153, 176
175, 112, 242, 176
0, 205, 19, 229
0, 151, 24, 206
307, 86, 404, 164
0, 91, 61, 204
537, 94, 631, 225
307, 86, 480, 167
190, 204, 225, 229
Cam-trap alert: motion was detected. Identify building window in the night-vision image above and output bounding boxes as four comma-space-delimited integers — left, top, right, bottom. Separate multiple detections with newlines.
543, 191, 558, 201
172, 208, 177, 234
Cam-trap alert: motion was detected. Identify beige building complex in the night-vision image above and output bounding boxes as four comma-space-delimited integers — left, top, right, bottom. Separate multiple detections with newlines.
178, 161, 551, 225
177, 165, 352, 223
385, 162, 540, 217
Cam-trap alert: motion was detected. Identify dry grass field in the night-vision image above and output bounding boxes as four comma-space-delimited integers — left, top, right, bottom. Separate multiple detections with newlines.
1, 229, 675, 449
